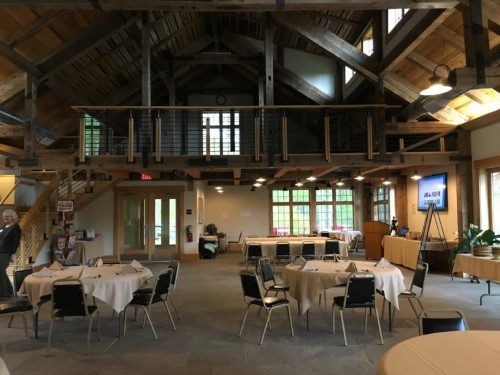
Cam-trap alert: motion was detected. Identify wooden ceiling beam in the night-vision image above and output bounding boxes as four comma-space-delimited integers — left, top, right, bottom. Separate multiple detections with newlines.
0, 1, 460, 11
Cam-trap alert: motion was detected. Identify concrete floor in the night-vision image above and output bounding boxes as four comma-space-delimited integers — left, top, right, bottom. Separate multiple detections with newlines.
1, 252, 500, 375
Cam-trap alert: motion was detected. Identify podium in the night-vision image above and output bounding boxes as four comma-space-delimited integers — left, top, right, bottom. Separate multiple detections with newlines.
363, 221, 390, 259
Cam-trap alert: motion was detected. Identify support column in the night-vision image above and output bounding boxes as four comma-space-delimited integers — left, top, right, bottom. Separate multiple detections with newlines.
24, 74, 37, 162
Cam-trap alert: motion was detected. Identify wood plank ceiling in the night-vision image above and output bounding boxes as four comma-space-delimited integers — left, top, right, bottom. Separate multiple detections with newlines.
0, 0, 499, 186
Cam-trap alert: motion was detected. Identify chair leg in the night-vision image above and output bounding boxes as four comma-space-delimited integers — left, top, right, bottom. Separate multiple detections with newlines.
8, 314, 14, 328
407, 298, 419, 318
364, 308, 368, 333
259, 309, 273, 345
339, 310, 347, 346
46, 319, 54, 356
142, 307, 158, 340
381, 297, 386, 319
332, 304, 336, 334
286, 305, 294, 337
238, 305, 251, 338
168, 294, 181, 320
374, 307, 384, 345
86, 316, 94, 355
162, 300, 177, 331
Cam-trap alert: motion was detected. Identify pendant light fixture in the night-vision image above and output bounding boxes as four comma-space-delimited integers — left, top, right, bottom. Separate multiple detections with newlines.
420, 64, 452, 96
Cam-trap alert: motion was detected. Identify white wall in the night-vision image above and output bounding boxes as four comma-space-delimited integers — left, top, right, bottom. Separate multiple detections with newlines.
204, 186, 269, 240
471, 123, 500, 161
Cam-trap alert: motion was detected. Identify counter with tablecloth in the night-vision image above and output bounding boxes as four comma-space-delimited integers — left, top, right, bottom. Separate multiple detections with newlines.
382, 236, 421, 270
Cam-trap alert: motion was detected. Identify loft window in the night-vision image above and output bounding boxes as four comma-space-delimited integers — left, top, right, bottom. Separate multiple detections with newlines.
387, 8, 409, 34
345, 66, 356, 84
84, 113, 100, 156
202, 110, 240, 155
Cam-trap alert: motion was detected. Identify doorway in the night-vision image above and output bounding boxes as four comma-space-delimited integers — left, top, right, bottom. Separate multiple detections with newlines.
116, 187, 181, 261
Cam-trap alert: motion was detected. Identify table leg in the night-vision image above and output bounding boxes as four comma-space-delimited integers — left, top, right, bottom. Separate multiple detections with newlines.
388, 301, 393, 331
480, 280, 500, 305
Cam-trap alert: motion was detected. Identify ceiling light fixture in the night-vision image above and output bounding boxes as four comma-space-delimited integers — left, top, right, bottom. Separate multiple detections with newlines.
315, 185, 319, 191
336, 179, 344, 187
295, 181, 304, 187
307, 176, 317, 181
420, 64, 452, 96
282, 186, 288, 192
382, 178, 392, 186
325, 181, 331, 188
253, 182, 262, 187
251, 186, 256, 191
217, 189, 223, 193
256, 177, 266, 183
411, 169, 422, 181
355, 171, 365, 181
214, 186, 222, 190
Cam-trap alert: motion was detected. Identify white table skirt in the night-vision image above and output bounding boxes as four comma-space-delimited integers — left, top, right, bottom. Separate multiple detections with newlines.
453, 253, 500, 281
282, 260, 405, 315
377, 330, 500, 375
21, 264, 153, 313
242, 237, 349, 258
326, 230, 362, 243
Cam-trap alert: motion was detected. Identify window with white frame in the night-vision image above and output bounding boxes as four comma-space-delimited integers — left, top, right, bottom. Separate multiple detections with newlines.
202, 111, 240, 155
373, 185, 395, 224
345, 66, 356, 84
84, 113, 100, 156
387, 8, 409, 33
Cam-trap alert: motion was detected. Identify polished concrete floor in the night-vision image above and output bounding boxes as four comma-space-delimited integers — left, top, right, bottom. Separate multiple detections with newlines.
1, 251, 500, 375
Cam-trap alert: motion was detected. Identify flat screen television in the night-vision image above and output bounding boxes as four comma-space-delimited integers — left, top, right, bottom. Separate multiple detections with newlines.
417, 173, 447, 211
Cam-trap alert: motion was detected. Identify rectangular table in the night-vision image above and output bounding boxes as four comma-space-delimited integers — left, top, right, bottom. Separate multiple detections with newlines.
242, 236, 349, 258
325, 230, 362, 244
382, 236, 421, 270
452, 254, 500, 304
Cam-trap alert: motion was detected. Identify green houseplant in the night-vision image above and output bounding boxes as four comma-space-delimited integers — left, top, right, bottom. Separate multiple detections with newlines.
451, 224, 500, 264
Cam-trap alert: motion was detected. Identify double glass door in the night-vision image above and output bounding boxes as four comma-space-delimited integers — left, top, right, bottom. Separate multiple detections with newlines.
118, 190, 178, 261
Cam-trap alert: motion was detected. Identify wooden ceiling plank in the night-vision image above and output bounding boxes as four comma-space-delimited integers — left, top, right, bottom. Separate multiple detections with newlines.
0, 70, 26, 103
0, 41, 41, 77
0, 124, 24, 137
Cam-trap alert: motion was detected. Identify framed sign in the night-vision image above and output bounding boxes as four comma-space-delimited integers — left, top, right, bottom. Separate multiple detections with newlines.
57, 200, 74, 212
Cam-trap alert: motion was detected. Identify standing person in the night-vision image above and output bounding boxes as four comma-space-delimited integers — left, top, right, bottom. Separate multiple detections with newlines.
0, 209, 21, 300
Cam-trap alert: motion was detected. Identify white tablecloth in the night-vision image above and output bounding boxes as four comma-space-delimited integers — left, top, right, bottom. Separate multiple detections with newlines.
21, 264, 153, 313
326, 230, 362, 243
377, 330, 500, 375
282, 260, 405, 315
242, 237, 349, 258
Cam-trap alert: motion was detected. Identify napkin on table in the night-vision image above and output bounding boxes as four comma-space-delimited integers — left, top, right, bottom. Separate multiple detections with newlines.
48, 261, 64, 271
300, 261, 316, 271
344, 262, 358, 272
130, 260, 144, 271
34, 267, 54, 278
375, 257, 392, 268
294, 256, 307, 266
119, 264, 138, 275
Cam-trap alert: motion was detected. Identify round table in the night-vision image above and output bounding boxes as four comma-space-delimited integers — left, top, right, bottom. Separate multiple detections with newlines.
377, 330, 500, 375
282, 260, 405, 315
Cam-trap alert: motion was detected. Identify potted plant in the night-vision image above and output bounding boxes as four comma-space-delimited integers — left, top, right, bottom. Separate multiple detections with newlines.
451, 224, 500, 262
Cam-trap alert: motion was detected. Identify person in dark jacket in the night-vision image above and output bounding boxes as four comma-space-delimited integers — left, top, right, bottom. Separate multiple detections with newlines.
0, 209, 21, 300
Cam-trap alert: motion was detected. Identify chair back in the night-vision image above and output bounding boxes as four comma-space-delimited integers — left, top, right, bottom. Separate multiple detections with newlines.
240, 271, 264, 301
247, 242, 262, 257
343, 272, 376, 308
168, 261, 180, 293
320, 231, 330, 238
301, 241, 316, 256
418, 309, 468, 335
237, 231, 243, 243
276, 242, 290, 257
13, 268, 33, 297
258, 258, 275, 284
325, 239, 340, 255
411, 262, 428, 292
153, 268, 173, 298
51, 279, 91, 317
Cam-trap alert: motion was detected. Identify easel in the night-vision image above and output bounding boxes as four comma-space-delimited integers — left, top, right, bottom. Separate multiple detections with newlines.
418, 203, 453, 278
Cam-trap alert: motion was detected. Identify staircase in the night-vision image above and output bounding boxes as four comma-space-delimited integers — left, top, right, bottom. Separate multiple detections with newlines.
4, 169, 122, 271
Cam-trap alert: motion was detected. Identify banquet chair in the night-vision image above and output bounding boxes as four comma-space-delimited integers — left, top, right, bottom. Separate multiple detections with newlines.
273, 242, 292, 268
123, 268, 176, 340
46, 279, 100, 356
300, 241, 316, 260
418, 309, 468, 335
0, 278, 33, 339
10, 268, 50, 338
323, 239, 341, 260
238, 271, 294, 345
245, 242, 263, 271
134, 261, 181, 320
332, 272, 383, 346
320, 231, 330, 238
258, 258, 289, 298
379, 261, 428, 325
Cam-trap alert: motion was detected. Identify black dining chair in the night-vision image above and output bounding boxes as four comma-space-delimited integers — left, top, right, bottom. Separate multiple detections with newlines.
258, 257, 289, 298
46, 279, 100, 356
123, 268, 176, 339
238, 271, 294, 345
273, 242, 292, 268
300, 241, 316, 260
245, 242, 263, 271
323, 239, 341, 260
332, 272, 383, 346
0, 297, 33, 339
10, 267, 51, 338
418, 309, 468, 335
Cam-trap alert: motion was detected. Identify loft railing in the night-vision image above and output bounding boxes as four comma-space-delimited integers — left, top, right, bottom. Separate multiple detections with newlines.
73, 105, 460, 162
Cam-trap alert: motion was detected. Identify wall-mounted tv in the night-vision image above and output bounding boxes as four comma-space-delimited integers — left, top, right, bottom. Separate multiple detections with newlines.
417, 173, 447, 211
